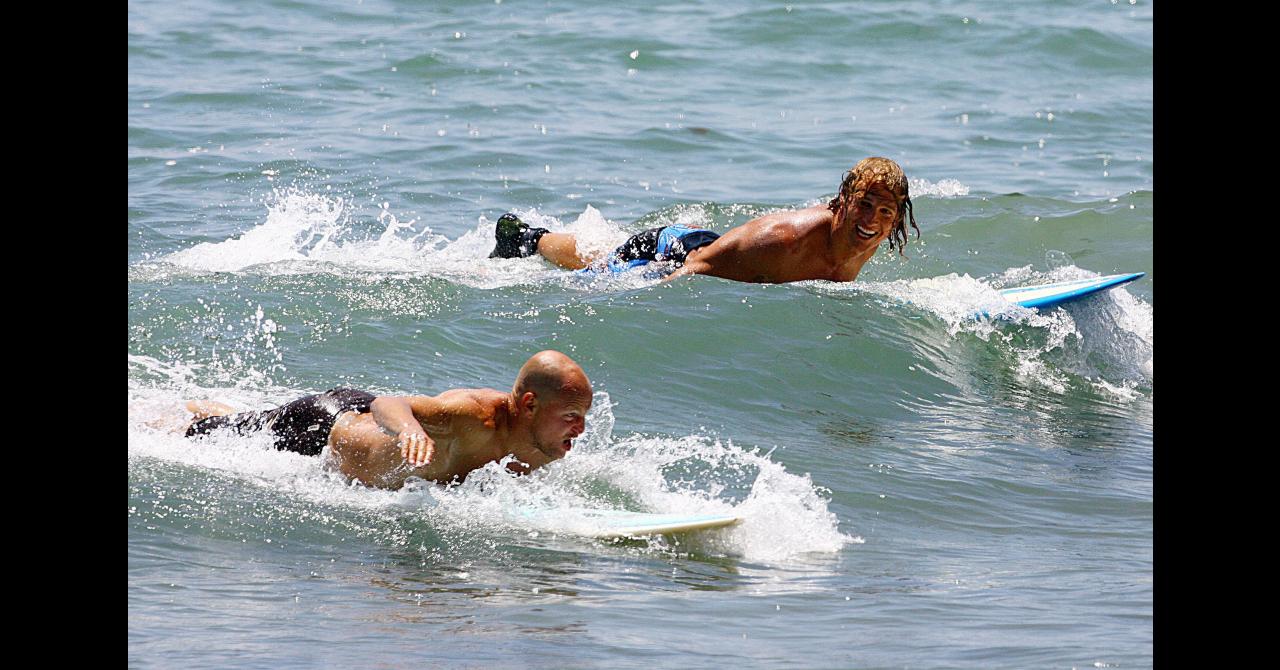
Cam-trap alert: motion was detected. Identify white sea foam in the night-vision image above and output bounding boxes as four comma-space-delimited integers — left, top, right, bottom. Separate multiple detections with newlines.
166, 188, 359, 272
910, 177, 970, 198
128, 365, 854, 562
156, 187, 649, 290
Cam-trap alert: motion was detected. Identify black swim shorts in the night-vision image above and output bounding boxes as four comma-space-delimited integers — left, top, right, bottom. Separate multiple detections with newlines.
185, 388, 377, 456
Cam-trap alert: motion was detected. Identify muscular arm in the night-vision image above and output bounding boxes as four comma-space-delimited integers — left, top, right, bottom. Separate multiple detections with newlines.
370, 395, 448, 467
660, 257, 712, 283
330, 399, 443, 486
330, 391, 509, 489
662, 222, 793, 284
664, 208, 846, 284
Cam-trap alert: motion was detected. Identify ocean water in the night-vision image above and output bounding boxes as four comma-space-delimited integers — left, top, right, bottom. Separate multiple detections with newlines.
128, 0, 1153, 667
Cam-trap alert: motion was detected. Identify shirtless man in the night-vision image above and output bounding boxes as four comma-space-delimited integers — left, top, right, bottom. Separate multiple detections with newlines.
183, 350, 593, 490
488, 156, 919, 284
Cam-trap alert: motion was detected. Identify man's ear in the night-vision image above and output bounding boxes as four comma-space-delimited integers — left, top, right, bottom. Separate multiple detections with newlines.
521, 391, 538, 413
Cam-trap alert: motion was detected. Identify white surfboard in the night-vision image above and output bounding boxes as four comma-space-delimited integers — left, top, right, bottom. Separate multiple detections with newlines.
513, 506, 742, 539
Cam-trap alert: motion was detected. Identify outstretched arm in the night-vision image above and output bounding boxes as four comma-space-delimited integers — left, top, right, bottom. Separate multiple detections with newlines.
659, 258, 711, 284
370, 396, 439, 467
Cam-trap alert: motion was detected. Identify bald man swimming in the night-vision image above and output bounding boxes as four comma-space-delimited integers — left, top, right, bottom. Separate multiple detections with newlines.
489, 156, 920, 284
183, 351, 593, 489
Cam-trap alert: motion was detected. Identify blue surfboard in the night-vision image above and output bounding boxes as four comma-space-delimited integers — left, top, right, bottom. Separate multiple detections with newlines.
997, 272, 1145, 310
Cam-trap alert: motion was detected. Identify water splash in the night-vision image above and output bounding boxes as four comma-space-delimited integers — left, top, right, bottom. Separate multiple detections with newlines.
151, 182, 973, 289
155, 187, 647, 290
819, 265, 1153, 392
128, 372, 854, 562
911, 177, 970, 198
165, 187, 359, 272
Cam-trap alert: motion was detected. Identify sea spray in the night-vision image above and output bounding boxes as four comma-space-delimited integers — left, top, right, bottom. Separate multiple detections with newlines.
816, 265, 1153, 392
129, 379, 853, 563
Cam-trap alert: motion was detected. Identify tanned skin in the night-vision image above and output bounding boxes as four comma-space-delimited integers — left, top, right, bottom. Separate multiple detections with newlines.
327, 350, 592, 489
669, 185, 901, 283
524, 159, 910, 284
186, 351, 592, 490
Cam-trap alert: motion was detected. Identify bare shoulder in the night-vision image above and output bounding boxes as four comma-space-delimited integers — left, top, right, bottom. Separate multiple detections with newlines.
434, 388, 510, 428
767, 204, 833, 229
722, 205, 832, 246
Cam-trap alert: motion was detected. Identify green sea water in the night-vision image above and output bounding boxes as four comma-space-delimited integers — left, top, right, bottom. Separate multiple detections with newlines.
129, 1, 1153, 667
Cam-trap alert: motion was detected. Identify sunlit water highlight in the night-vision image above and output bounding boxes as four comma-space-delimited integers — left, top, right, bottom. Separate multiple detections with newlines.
130, 0, 1152, 666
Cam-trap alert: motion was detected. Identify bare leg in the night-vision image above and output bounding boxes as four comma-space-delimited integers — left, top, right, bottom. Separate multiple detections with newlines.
172, 399, 241, 436
489, 213, 606, 268
140, 400, 237, 434
186, 399, 237, 421
535, 232, 600, 270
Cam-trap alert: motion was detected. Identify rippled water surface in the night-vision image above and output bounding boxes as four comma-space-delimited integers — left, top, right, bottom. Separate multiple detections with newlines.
129, 1, 1153, 667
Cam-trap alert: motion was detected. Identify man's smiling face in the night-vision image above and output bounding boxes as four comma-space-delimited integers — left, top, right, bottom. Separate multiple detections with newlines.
843, 184, 900, 251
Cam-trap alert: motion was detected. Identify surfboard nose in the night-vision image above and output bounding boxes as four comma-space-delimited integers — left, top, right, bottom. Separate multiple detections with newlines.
970, 271, 1146, 319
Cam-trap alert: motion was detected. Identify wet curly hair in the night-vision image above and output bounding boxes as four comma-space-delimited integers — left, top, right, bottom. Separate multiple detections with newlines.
827, 156, 920, 256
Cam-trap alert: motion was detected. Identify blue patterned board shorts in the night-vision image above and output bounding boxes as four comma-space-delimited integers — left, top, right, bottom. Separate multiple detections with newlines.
578, 225, 721, 275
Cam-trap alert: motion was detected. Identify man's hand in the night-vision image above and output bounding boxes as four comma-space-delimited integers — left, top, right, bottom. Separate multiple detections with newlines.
371, 396, 439, 467
398, 425, 436, 467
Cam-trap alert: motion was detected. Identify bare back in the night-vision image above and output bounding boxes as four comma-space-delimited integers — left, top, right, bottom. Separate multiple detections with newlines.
327, 389, 514, 489
676, 205, 876, 283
